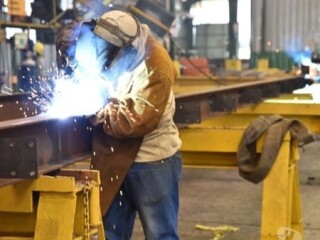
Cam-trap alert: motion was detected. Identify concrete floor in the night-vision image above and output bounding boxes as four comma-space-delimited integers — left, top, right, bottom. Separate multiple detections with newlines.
131, 140, 320, 239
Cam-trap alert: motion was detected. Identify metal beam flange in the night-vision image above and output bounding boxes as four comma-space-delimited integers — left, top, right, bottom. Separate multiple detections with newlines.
0, 136, 38, 178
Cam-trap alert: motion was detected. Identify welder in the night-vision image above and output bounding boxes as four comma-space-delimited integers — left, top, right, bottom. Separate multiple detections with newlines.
55, 9, 182, 240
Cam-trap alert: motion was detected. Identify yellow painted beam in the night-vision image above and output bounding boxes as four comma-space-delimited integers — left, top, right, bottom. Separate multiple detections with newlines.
236, 101, 320, 116
232, 98, 320, 133
0, 237, 33, 240
179, 113, 303, 239
182, 115, 255, 128
0, 181, 34, 212
179, 120, 290, 168
183, 113, 320, 134
291, 167, 303, 235
31, 175, 78, 193
0, 170, 105, 240
267, 93, 313, 100
180, 128, 244, 153
34, 192, 77, 240
182, 152, 238, 167
261, 129, 292, 239
225, 59, 242, 71
0, 211, 36, 234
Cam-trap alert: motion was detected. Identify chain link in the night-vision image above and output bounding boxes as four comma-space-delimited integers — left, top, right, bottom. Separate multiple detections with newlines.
83, 182, 92, 240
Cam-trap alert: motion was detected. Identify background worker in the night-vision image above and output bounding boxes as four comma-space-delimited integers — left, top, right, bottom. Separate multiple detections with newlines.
34, 41, 46, 80
55, 9, 182, 240
17, 50, 37, 92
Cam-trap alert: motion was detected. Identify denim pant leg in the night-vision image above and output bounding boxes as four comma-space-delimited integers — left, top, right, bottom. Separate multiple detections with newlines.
126, 151, 182, 240
103, 188, 136, 240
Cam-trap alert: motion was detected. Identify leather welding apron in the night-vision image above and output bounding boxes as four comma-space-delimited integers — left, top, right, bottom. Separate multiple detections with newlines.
91, 125, 143, 215
237, 115, 314, 183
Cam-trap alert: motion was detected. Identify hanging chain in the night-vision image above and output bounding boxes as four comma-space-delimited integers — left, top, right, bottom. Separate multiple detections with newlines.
83, 181, 92, 240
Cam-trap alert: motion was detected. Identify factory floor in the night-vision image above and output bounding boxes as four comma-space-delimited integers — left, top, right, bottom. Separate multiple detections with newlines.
131, 140, 320, 240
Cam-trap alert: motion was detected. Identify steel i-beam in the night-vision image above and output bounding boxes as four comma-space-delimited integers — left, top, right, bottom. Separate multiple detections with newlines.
0, 93, 40, 121
0, 114, 93, 187
173, 75, 312, 124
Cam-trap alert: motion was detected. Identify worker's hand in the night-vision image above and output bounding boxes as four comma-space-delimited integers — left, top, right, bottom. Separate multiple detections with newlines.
89, 109, 106, 126
89, 98, 119, 126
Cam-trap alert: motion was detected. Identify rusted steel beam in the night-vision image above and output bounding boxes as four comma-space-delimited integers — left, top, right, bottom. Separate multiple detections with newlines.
174, 75, 312, 123
0, 115, 93, 187
0, 75, 312, 186
0, 76, 311, 124
0, 93, 40, 121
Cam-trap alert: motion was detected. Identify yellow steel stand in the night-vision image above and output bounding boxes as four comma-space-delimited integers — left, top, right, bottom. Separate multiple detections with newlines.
179, 118, 303, 239
261, 139, 303, 239
180, 93, 320, 135
0, 169, 105, 240
235, 93, 320, 133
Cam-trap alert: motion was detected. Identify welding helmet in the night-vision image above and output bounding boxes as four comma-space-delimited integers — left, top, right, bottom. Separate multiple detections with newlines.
93, 10, 140, 48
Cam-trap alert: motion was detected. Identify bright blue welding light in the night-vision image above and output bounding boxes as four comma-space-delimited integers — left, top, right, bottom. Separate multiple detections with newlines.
46, 68, 113, 119
39, 22, 139, 119
45, 24, 115, 119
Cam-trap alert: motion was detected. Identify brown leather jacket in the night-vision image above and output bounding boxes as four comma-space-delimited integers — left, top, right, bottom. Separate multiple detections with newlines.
91, 35, 177, 215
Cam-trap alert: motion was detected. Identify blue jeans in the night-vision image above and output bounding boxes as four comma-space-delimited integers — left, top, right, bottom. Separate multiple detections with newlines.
103, 151, 182, 240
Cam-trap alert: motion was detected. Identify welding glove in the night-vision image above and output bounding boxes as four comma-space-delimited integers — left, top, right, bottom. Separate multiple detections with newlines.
89, 98, 119, 126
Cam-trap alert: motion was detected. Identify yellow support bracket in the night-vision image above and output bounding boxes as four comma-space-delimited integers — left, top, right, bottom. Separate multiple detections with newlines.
237, 101, 320, 116
225, 59, 242, 71
232, 93, 320, 134
0, 169, 105, 240
179, 116, 304, 239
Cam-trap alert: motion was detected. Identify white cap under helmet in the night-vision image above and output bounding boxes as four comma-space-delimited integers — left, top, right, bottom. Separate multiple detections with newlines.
94, 10, 140, 47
